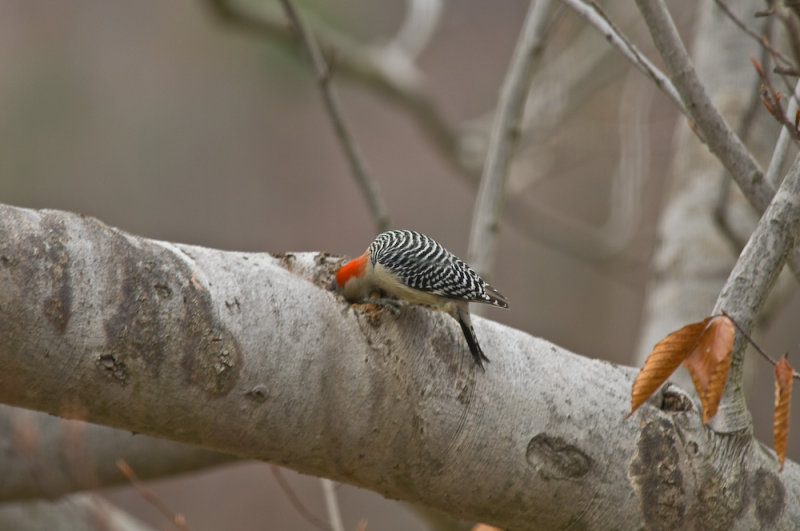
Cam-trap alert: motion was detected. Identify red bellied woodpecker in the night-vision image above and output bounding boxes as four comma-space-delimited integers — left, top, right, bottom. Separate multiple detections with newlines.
334, 229, 508, 370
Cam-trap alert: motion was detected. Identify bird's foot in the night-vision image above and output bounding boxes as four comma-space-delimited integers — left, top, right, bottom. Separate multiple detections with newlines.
365, 297, 406, 316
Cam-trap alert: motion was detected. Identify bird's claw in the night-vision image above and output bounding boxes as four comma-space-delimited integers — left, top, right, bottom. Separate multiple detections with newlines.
366, 297, 405, 316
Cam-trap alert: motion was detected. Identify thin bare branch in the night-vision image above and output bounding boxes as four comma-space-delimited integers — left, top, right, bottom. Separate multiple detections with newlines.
713, 33, 771, 254
722, 310, 800, 379
117, 460, 191, 531
271, 466, 330, 531
636, 0, 800, 284
387, 0, 443, 59
713, 0, 796, 69
523, 71, 653, 261
561, 0, 687, 116
204, 0, 462, 174
320, 478, 345, 531
752, 57, 800, 142
279, 0, 389, 232
712, 0, 800, 118
636, 0, 771, 203
467, 0, 556, 281
774, 2, 800, 68
766, 77, 800, 186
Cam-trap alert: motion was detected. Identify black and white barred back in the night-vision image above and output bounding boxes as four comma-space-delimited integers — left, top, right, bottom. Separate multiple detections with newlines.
368, 230, 508, 307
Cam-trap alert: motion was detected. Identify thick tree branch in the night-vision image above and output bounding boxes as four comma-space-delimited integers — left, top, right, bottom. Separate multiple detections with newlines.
0, 405, 234, 502
0, 493, 154, 531
711, 153, 800, 432
0, 204, 798, 527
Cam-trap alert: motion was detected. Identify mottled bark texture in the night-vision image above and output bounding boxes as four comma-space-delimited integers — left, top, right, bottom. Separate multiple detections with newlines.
0, 204, 798, 528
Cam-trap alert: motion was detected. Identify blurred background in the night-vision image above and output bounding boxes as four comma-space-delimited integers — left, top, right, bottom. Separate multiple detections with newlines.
0, 0, 797, 529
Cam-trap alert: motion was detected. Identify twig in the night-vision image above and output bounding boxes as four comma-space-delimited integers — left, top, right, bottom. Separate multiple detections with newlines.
713, 0, 796, 70
320, 478, 345, 531
561, 0, 687, 116
722, 1, 800, 113
519, 70, 652, 261
270, 465, 330, 531
722, 310, 800, 379
766, 77, 800, 186
204, 0, 462, 175
467, 0, 556, 281
204, 0, 650, 261
713, 28, 772, 255
751, 57, 800, 142
774, 2, 800, 70
279, 0, 389, 232
636, 0, 772, 208
386, 0, 443, 59
116, 459, 190, 531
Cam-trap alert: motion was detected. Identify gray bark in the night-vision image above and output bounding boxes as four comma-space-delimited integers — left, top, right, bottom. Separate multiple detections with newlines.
634, 0, 773, 369
711, 154, 800, 433
0, 404, 234, 502
0, 203, 797, 528
0, 493, 153, 531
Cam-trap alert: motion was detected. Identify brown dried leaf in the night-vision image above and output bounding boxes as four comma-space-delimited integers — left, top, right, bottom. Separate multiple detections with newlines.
684, 316, 734, 423
628, 317, 713, 418
774, 357, 793, 472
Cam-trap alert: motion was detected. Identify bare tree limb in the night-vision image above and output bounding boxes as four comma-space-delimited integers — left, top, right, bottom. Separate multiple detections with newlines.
203, 0, 650, 262
0, 405, 234, 502
711, 153, 800, 432
712, 14, 773, 255
713, 0, 796, 70
387, 0, 443, 60
631, 0, 766, 405
0, 203, 798, 527
562, 0, 687, 115
521, 70, 652, 260
204, 0, 462, 174
461, 16, 639, 262
279, 0, 389, 232
467, 0, 556, 282
766, 77, 800, 187
636, 0, 772, 208
636, 0, 800, 284
320, 478, 344, 531
0, 493, 155, 531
